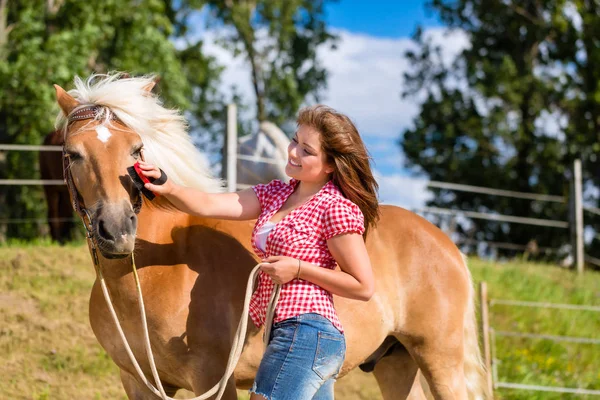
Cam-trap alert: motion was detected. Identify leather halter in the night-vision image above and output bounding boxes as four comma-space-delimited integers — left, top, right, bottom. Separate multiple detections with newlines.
62, 105, 143, 241
68, 105, 107, 123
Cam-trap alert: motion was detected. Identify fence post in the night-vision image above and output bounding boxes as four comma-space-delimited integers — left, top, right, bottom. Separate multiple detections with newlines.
225, 104, 237, 192
573, 159, 584, 274
479, 282, 494, 397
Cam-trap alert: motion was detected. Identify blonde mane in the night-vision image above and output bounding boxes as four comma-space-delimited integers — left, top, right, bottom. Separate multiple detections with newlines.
56, 73, 223, 193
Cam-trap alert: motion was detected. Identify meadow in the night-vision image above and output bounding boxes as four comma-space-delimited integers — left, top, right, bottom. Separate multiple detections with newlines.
1, 242, 599, 399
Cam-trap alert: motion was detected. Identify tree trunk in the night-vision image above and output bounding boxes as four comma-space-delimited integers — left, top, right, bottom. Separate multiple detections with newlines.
0, 0, 14, 59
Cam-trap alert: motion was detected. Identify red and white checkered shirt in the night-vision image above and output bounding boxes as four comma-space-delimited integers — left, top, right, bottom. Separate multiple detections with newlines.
250, 178, 365, 333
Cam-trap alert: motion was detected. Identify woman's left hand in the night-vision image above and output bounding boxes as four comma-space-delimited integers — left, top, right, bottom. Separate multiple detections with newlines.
260, 255, 300, 285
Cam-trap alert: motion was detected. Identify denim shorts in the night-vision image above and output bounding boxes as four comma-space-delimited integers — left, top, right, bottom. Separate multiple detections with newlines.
250, 313, 346, 400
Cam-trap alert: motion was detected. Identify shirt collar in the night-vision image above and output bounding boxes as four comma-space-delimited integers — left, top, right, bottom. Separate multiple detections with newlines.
288, 178, 342, 197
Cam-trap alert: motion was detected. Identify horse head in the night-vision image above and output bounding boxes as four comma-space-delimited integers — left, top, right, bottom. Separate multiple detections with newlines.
54, 83, 154, 258
54, 73, 222, 259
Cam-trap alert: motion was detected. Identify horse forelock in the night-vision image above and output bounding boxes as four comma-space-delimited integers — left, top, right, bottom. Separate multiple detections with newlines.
55, 73, 223, 194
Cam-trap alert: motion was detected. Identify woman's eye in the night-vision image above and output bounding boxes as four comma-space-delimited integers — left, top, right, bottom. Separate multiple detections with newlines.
292, 137, 298, 143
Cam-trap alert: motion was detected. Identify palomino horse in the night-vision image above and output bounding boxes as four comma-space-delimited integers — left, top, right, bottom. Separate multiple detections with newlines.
54, 73, 488, 400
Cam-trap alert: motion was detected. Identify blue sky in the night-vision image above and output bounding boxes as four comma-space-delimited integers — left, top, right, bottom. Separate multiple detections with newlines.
325, 0, 439, 38
322, 0, 443, 186
193, 2, 467, 207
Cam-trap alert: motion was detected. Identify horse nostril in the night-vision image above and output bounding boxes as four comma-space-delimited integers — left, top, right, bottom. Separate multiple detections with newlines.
98, 219, 115, 241
129, 213, 137, 230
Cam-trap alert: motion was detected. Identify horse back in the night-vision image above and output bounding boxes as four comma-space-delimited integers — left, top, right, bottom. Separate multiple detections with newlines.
335, 205, 470, 371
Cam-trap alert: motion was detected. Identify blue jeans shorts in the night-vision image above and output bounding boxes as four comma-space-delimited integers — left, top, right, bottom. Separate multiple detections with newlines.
250, 313, 346, 400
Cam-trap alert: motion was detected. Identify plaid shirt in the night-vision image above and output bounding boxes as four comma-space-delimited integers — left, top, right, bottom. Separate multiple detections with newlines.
250, 178, 365, 333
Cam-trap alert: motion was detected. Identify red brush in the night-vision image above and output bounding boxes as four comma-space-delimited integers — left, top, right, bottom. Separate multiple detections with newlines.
127, 162, 167, 200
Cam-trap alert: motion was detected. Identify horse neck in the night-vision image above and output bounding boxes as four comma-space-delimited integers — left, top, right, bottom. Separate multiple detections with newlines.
94, 252, 135, 281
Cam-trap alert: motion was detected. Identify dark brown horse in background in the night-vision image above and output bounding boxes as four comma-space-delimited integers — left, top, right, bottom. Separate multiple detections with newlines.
39, 129, 76, 243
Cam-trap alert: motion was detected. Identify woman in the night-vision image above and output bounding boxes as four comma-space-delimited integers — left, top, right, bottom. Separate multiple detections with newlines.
140, 105, 379, 400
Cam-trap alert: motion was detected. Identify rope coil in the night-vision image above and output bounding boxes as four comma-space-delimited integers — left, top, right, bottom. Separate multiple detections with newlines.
93, 246, 279, 400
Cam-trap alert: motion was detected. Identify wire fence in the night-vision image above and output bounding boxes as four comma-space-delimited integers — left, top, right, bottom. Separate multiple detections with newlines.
480, 282, 600, 397
0, 144, 64, 187
221, 107, 597, 271
1, 128, 599, 271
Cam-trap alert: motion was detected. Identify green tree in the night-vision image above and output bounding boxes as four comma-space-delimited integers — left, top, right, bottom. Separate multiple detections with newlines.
401, 0, 597, 261
551, 0, 600, 261
201, 0, 337, 128
0, 0, 337, 242
0, 0, 221, 240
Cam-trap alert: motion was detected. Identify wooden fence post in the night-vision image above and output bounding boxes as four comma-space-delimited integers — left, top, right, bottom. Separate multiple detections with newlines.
573, 159, 584, 274
479, 282, 494, 397
224, 104, 237, 192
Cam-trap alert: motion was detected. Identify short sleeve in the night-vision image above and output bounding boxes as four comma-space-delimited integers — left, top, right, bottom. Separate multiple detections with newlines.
252, 179, 285, 211
323, 199, 365, 240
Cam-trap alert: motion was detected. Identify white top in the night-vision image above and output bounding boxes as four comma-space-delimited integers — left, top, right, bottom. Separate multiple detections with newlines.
254, 221, 276, 252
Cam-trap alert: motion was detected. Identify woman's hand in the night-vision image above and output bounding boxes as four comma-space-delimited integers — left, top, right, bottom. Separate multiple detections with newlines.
260, 256, 300, 285
137, 160, 175, 195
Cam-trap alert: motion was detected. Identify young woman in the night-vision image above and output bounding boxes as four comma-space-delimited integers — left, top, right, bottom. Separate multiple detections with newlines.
140, 105, 379, 400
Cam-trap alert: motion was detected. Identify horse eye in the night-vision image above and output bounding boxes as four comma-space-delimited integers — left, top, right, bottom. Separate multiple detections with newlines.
66, 152, 82, 161
132, 148, 142, 159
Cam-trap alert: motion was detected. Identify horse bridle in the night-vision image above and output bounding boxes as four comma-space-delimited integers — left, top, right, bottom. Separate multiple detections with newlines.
62, 105, 143, 248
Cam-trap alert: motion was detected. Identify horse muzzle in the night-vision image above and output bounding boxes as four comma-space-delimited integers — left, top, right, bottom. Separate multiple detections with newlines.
93, 204, 138, 258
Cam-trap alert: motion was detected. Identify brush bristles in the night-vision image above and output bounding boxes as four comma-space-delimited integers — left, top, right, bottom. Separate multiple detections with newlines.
127, 166, 156, 200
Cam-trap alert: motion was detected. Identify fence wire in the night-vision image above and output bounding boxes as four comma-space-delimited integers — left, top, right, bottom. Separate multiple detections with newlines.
489, 298, 600, 396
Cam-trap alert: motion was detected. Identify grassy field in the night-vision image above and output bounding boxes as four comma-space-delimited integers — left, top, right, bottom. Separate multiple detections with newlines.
1, 243, 598, 399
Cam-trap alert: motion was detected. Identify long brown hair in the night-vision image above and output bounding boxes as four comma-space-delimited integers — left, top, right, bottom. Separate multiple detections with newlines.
297, 105, 380, 236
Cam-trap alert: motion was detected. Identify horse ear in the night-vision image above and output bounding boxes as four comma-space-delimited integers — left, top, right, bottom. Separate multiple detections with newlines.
142, 80, 156, 93
54, 84, 79, 116
142, 76, 160, 94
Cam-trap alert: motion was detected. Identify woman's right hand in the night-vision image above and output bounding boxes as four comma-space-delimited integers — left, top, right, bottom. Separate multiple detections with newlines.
137, 160, 175, 196
134, 160, 261, 220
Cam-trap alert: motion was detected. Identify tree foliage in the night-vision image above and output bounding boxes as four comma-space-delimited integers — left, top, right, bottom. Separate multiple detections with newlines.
0, 0, 335, 241
201, 0, 337, 128
402, 0, 599, 261
0, 0, 219, 240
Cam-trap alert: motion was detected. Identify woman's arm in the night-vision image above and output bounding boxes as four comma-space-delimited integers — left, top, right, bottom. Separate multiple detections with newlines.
138, 161, 261, 220
260, 233, 375, 301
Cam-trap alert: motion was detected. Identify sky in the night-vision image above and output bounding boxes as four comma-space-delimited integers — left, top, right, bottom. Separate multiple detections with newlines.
324, 0, 440, 38
191, 1, 466, 209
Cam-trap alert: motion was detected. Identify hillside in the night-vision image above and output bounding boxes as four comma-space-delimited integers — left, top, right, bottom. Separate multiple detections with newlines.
1, 244, 598, 399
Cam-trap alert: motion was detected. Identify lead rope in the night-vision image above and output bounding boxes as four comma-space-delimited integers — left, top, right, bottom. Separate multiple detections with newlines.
92, 245, 281, 400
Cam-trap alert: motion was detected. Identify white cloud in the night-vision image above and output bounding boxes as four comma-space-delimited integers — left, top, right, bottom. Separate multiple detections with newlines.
193, 26, 468, 209
319, 28, 468, 138
376, 173, 433, 209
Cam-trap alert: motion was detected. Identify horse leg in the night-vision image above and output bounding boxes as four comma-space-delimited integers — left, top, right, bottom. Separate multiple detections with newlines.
120, 369, 179, 400
372, 344, 426, 400
410, 330, 468, 400
189, 360, 239, 400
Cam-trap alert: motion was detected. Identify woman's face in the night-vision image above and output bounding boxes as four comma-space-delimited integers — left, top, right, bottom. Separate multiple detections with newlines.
286, 124, 334, 183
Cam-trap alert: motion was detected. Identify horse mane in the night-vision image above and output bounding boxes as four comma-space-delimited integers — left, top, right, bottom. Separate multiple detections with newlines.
55, 72, 223, 193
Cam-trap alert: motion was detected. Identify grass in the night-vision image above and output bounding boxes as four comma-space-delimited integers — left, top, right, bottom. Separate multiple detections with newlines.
470, 260, 600, 400
0, 244, 598, 399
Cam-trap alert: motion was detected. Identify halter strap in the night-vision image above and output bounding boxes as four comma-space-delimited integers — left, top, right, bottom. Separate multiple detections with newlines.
67, 105, 118, 125
63, 105, 142, 236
